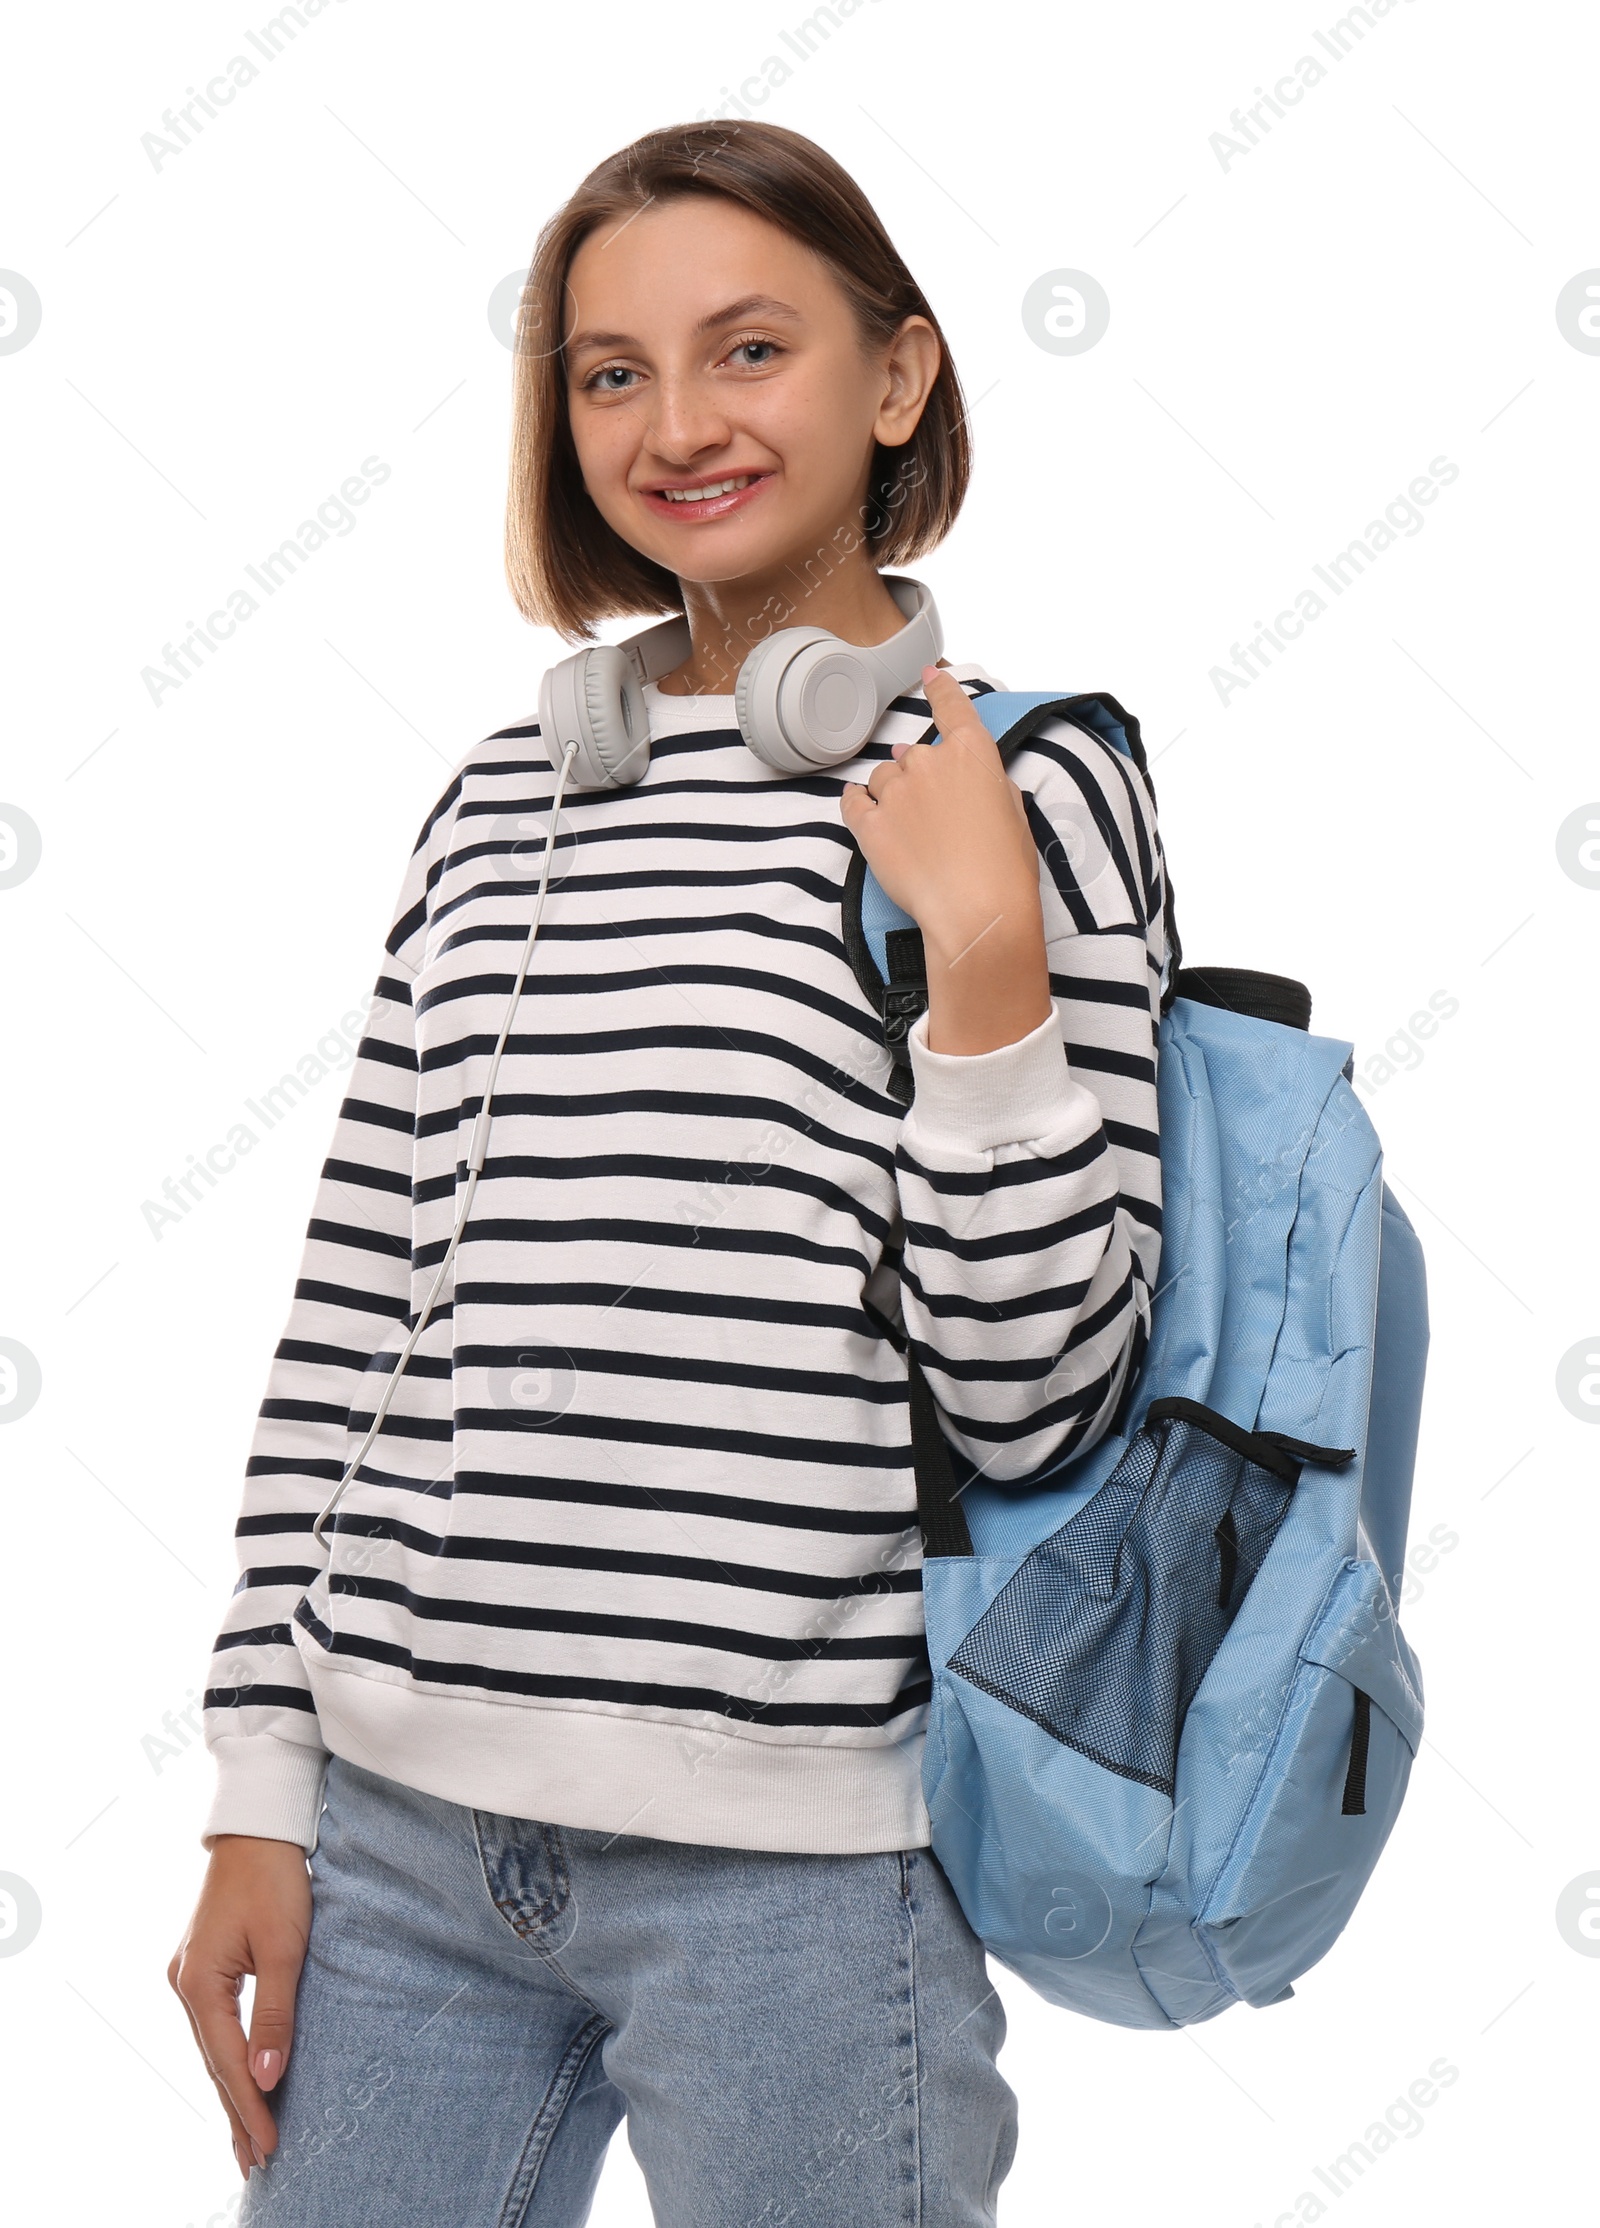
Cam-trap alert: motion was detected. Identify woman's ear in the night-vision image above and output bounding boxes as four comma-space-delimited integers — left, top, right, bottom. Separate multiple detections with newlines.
874, 315, 941, 450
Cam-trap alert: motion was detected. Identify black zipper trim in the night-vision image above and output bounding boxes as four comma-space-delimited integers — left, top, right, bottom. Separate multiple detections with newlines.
1341, 1688, 1372, 1815
1142, 1395, 1356, 1488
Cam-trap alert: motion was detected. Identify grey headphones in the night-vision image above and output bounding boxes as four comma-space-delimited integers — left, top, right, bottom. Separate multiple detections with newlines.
537, 573, 944, 787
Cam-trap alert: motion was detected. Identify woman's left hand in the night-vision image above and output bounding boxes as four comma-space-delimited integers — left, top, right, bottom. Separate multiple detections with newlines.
839, 665, 1055, 1055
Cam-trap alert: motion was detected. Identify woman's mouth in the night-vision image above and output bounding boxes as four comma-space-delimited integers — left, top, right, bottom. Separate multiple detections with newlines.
639, 471, 774, 522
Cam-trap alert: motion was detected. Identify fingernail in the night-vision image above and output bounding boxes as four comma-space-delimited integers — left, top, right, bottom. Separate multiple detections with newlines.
252, 2137, 267, 2167
253, 2047, 282, 2088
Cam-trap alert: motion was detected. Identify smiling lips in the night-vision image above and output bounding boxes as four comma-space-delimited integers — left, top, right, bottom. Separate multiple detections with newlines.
639, 471, 773, 520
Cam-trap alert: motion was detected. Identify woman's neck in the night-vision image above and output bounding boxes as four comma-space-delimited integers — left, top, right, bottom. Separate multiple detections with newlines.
653, 551, 919, 696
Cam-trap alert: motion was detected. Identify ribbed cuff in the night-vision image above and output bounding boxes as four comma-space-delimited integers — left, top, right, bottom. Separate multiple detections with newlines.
903, 999, 1093, 1152
201, 1732, 330, 1854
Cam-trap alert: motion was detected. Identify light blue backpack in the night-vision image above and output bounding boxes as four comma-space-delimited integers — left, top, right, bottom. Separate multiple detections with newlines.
844, 689, 1428, 2029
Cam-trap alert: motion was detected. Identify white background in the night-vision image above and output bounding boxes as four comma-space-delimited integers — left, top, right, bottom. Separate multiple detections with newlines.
1, 2, 1595, 2222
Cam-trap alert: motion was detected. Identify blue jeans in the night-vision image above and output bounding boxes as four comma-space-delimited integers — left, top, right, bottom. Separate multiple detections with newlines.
241, 1755, 1019, 2226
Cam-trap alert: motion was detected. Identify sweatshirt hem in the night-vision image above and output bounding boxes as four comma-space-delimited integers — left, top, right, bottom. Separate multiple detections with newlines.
302, 1654, 934, 1855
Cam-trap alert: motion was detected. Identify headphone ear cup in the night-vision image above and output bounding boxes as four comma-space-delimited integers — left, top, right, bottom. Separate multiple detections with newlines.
540, 646, 651, 790
738, 628, 880, 774
579, 646, 650, 787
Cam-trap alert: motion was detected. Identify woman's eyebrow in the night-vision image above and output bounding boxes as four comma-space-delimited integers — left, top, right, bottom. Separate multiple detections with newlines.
690, 293, 802, 335
564, 295, 803, 357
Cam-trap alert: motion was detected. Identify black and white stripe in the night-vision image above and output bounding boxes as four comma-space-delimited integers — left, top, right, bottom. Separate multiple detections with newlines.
200, 664, 1169, 1852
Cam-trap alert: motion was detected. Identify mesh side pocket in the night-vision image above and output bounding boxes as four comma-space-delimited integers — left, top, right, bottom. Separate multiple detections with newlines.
946, 1413, 1298, 1795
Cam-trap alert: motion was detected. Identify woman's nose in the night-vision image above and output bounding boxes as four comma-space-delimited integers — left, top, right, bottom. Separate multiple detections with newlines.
642, 371, 734, 474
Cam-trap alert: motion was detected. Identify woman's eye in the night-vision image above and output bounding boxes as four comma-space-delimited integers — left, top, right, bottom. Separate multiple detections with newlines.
727, 338, 779, 369
580, 339, 779, 390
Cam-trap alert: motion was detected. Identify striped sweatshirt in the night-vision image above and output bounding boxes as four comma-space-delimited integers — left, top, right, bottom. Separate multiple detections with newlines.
200, 662, 1170, 1857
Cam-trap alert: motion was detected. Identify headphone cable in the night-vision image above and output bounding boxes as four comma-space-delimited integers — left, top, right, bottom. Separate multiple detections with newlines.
310, 739, 581, 1556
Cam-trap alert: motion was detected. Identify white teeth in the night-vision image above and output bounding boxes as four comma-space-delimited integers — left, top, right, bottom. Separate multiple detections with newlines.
660, 475, 752, 501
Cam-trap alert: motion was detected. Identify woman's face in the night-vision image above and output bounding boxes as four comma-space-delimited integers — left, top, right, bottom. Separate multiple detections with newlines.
561, 194, 937, 589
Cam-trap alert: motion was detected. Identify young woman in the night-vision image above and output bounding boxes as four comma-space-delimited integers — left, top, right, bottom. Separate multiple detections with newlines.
169, 120, 1170, 2227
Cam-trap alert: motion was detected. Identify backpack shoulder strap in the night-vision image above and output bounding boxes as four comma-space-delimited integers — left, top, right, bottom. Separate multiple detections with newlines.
842, 687, 1180, 1561
841, 688, 1181, 1106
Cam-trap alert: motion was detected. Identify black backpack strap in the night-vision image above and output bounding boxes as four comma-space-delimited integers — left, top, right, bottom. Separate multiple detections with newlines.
880, 926, 927, 1107
908, 1351, 974, 1559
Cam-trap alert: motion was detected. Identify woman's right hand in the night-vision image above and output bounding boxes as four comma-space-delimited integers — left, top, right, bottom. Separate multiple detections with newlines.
168, 1834, 313, 2182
